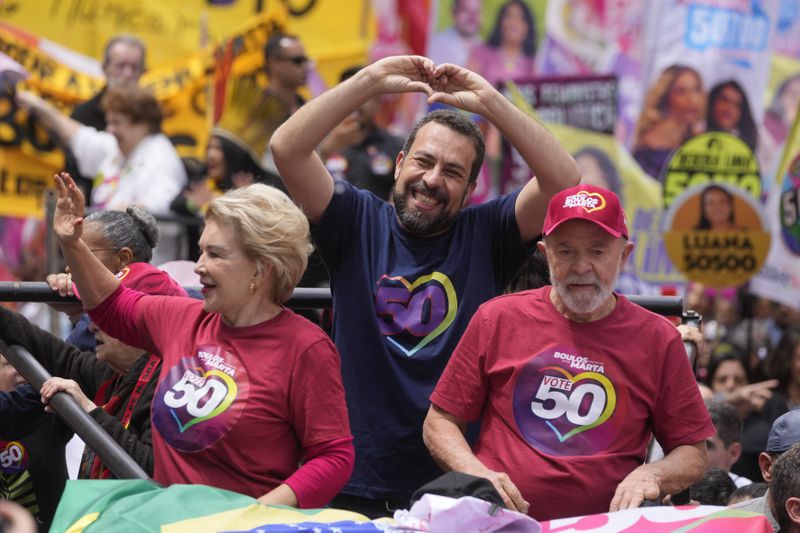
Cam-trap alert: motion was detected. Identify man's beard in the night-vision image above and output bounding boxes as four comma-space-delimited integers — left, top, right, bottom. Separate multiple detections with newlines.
550, 267, 619, 316
392, 181, 460, 236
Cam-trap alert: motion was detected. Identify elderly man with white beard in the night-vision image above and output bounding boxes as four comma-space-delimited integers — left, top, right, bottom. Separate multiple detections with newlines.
423, 183, 714, 521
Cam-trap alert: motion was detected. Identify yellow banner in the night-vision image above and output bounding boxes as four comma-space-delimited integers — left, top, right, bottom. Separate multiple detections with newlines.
0, 143, 58, 218
283, 0, 374, 87
0, 0, 373, 87
140, 9, 290, 159
0, 0, 375, 219
0, 9, 287, 218
0, 23, 104, 101
0, 0, 275, 69
662, 133, 762, 209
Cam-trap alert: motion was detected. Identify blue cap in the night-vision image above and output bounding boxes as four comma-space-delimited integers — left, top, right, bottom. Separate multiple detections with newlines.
766, 411, 800, 453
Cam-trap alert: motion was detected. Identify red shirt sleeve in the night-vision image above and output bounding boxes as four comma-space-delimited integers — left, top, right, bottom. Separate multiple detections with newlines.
284, 436, 355, 508
87, 285, 156, 353
430, 307, 489, 422
288, 337, 352, 447
283, 336, 353, 507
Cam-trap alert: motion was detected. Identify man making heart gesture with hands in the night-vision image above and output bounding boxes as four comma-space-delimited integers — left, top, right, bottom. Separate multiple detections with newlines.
271, 55, 580, 517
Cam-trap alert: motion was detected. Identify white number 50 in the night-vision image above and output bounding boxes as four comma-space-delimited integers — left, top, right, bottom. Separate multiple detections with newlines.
530, 380, 606, 425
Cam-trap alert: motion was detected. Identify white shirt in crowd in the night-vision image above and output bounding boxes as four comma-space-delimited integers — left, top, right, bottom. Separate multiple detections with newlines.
70, 126, 188, 263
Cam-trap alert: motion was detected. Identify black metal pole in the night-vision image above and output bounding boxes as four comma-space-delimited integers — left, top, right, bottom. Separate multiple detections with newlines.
0, 282, 683, 315
0, 282, 81, 303
627, 295, 684, 317
44, 189, 60, 336
3, 344, 150, 480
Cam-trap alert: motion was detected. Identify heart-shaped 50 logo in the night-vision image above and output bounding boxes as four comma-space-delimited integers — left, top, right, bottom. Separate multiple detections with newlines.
513, 348, 627, 456
375, 272, 458, 357
0, 440, 27, 474
153, 346, 249, 452
163, 369, 238, 434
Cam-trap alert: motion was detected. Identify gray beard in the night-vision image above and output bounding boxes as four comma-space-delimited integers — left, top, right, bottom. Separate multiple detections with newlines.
549, 267, 620, 317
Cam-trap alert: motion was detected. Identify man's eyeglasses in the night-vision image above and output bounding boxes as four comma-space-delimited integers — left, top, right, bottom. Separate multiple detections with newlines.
277, 55, 311, 66
89, 248, 120, 254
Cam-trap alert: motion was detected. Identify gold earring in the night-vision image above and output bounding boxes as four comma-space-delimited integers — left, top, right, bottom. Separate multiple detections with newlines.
249, 281, 257, 294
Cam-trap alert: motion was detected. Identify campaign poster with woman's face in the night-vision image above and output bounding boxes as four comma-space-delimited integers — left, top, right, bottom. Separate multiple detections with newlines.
427, 0, 545, 84
662, 183, 770, 288
629, 0, 780, 194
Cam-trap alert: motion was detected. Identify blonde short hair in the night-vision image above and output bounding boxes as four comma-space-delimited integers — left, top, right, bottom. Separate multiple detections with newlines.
205, 184, 312, 303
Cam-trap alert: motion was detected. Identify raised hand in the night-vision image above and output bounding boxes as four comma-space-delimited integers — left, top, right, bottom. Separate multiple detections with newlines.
185, 179, 215, 210
726, 379, 779, 416
366, 55, 437, 98
53, 171, 86, 245
14, 90, 47, 114
427, 63, 495, 115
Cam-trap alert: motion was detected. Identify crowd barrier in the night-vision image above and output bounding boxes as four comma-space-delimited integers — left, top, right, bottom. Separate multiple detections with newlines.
0, 283, 684, 315
0, 285, 684, 481
3, 344, 150, 480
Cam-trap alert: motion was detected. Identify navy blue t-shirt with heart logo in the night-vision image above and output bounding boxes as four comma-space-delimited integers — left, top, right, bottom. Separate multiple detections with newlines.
312, 181, 532, 501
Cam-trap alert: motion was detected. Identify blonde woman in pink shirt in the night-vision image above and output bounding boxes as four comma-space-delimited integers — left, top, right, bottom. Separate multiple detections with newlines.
52, 172, 353, 509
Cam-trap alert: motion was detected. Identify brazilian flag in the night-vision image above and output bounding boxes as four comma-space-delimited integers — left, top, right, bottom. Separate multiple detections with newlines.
51, 480, 374, 532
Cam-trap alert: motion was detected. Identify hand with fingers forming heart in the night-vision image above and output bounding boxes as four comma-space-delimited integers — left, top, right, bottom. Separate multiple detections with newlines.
426, 62, 497, 116
363, 55, 438, 100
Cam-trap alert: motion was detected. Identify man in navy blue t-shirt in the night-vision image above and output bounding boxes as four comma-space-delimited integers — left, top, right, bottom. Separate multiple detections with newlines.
271, 56, 580, 517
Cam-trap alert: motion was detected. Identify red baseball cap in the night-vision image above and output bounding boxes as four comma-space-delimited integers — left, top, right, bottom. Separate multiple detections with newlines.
74, 262, 187, 299
542, 184, 628, 239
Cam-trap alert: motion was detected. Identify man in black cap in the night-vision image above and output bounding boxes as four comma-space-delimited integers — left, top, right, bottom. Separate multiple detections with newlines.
730, 410, 800, 531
